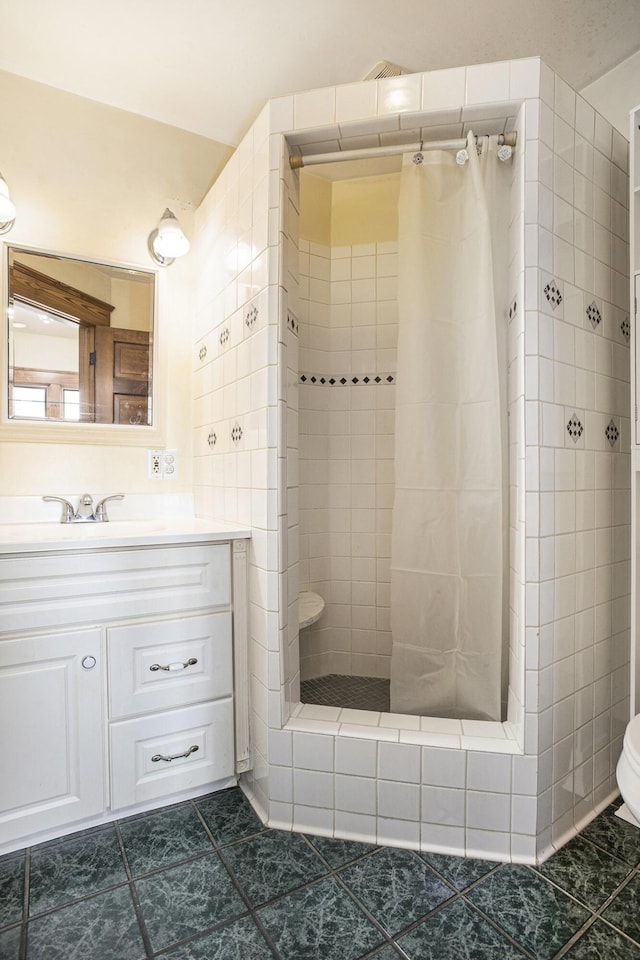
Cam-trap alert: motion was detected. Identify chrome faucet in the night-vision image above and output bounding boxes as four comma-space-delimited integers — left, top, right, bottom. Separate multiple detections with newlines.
42, 493, 125, 523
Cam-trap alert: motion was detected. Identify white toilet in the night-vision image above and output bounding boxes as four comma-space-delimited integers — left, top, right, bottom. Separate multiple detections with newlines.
616, 714, 640, 826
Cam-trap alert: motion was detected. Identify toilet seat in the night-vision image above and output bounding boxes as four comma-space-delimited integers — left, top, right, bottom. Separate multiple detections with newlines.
617, 714, 640, 825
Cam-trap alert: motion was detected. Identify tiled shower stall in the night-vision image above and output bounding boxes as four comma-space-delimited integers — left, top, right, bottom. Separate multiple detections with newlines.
192, 57, 630, 863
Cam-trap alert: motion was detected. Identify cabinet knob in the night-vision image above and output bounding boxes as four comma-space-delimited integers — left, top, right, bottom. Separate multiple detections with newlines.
81, 655, 97, 670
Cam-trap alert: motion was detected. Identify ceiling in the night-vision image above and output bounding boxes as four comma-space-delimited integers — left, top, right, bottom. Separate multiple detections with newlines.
0, 0, 638, 147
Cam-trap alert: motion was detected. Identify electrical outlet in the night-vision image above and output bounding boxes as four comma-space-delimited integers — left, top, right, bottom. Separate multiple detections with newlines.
147, 449, 178, 480
148, 449, 162, 479
162, 450, 178, 480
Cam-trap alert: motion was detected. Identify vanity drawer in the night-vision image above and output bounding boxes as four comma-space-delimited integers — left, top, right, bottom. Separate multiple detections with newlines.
109, 700, 234, 810
108, 613, 232, 719
0, 543, 231, 632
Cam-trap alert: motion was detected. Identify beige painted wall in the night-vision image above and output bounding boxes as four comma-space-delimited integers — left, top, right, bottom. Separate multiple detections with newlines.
581, 48, 640, 136
300, 171, 400, 246
0, 69, 232, 495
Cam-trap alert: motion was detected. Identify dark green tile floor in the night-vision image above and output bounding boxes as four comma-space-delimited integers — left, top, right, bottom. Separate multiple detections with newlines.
2, 788, 640, 959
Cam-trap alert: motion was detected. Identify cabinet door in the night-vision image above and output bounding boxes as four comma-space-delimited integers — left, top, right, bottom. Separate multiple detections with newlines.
0, 629, 104, 848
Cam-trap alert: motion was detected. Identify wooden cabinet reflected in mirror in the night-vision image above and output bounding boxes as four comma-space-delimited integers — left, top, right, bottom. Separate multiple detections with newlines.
7, 247, 154, 426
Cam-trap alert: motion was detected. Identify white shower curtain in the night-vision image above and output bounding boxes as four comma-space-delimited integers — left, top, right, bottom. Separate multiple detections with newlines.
389, 134, 504, 721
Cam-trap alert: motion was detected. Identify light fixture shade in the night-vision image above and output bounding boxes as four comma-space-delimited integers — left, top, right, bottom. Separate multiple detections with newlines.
149, 208, 190, 265
0, 173, 16, 233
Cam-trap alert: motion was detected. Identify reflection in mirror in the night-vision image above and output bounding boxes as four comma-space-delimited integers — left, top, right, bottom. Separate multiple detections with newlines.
7, 247, 155, 425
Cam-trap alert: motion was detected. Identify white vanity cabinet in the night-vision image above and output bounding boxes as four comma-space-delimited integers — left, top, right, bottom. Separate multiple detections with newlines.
0, 530, 249, 853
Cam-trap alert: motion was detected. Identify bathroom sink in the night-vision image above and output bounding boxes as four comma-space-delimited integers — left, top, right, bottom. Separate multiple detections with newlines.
0, 519, 168, 541
0, 517, 251, 552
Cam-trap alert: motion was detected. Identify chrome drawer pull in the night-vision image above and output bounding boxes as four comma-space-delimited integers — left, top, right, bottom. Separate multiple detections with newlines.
150, 657, 198, 672
151, 744, 199, 763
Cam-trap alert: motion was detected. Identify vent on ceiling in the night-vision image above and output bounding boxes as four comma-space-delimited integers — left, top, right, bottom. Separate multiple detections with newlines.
363, 60, 408, 81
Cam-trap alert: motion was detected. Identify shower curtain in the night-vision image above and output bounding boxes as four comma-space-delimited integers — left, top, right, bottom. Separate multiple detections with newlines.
389, 133, 504, 721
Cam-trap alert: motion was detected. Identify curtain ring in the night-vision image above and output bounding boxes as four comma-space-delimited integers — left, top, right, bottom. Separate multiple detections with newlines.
413, 141, 424, 165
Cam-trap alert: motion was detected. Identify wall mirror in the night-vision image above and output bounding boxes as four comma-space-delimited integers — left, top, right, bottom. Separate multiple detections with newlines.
6, 246, 155, 427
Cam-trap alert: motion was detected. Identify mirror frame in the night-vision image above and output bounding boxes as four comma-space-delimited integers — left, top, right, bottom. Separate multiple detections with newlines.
1, 241, 163, 446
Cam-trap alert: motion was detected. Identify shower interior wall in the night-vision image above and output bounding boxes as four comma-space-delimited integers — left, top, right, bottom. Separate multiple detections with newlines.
192, 58, 630, 863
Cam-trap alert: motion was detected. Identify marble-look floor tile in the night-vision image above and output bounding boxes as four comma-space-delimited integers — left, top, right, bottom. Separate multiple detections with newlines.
120, 804, 214, 876
135, 853, 245, 953
602, 872, 640, 943
563, 920, 640, 959
26, 886, 145, 960
0, 855, 24, 928
195, 789, 266, 846
397, 899, 527, 959
419, 852, 497, 891
466, 864, 589, 960
535, 835, 632, 909
156, 915, 274, 959
306, 835, 377, 868
338, 847, 452, 936
580, 807, 640, 866
0, 925, 21, 960
29, 828, 127, 916
221, 830, 326, 906
258, 876, 383, 960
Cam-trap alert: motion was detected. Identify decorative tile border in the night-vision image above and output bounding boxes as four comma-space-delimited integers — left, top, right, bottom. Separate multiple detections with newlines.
287, 311, 299, 336
543, 279, 563, 309
586, 301, 601, 330
566, 413, 583, 443
299, 372, 396, 385
245, 304, 259, 329
621, 316, 630, 343
605, 419, 619, 447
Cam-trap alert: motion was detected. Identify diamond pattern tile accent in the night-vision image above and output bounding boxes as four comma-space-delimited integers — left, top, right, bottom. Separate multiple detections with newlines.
621, 316, 630, 343
298, 372, 396, 386
207, 431, 216, 448
543, 279, 563, 309
605, 420, 619, 447
567, 414, 584, 443
586, 301, 601, 330
198, 345, 207, 362
245, 305, 259, 329
287, 311, 299, 336
231, 422, 243, 445
508, 297, 518, 321
219, 327, 230, 346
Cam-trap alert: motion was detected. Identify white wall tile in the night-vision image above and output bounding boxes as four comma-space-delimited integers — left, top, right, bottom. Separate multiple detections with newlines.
466, 61, 510, 105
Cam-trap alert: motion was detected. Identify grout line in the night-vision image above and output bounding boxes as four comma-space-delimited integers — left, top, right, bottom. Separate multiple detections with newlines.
19, 847, 29, 960
113, 821, 154, 959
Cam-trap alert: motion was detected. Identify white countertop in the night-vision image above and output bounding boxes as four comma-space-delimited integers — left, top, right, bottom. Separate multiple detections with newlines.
0, 517, 250, 554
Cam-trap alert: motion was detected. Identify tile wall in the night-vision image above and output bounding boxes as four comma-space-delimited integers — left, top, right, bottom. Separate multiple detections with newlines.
298, 240, 398, 681
192, 57, 630, 864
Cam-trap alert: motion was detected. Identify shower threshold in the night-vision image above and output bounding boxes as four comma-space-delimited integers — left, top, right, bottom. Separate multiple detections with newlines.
300, 674, 390, 712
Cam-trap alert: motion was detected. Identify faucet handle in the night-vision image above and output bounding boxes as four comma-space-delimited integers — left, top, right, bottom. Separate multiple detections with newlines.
42, 496, 75, 523
94, 494, 125, 522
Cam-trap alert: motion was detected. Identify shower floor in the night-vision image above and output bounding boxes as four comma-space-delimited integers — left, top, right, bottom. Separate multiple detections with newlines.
301, 674, 390, 712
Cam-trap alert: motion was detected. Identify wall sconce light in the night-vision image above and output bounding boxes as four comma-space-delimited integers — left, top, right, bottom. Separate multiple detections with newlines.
0, 173, 16, 235
147, 208, 190, 266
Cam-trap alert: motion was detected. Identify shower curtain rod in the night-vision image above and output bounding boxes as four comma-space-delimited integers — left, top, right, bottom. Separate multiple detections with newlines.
289, 130, 517, 169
